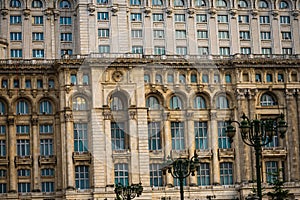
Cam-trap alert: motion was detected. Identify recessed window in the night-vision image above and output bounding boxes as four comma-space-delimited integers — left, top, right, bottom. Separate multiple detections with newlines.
152, 0, 163, 5
48, 79, 55, 88
170, 96, 182, 110
10, 0, 21, 7
216, 0, 227, 7
241, 47, 251, 54
240, 31, 250, 40
277, 73, 284, 82
153, 30, 164, 39
282, 48, 292, 55
155, 74, 162, 83
10, 15, 22, 24
238, 0, 248, 8
97, 12, 109, 21
175, 30, 186, 39
176, 47, 187, 55
32, 16, 43, 25
174, 0, 184, 6
216, 96, 229, 109
255, 74, 262, 82
99, 45, 110, 53
110, 96, 124, 111
154, 46, 165, 55
167, 74, 174, 83
266, 73, 273, 82
73, 97, 87, 111
144, 74, 150, 83
279, 0, 289, 9
197, 30, 208, 39
218, 31, 229, 39
238, 15, 249, 23
202, 74, 209, 83
131, 30, 142, 38
191, 73, 197, 83
11, 49, 22, 58
83, 74, 89, 85
146, 96, 160, 110
262, 48, 272, 55
131, 13, 142, 21
60, 17, 72, 25
59, 0, 71, 8
174, 14, 185, 22
225, 74, 231, 83
198, 47, 209, 55
97, 0, 108, 4
195, 0, 206, 7
40, 100, 53, 114
220, 47, 230, 56
32, 49, 44, 58
153, 13, 164, 21
259, 16, 270, 24
196, 14, 207, 23
260, 93, 276, 106
98, 29, 109, 38
32, 0, 43, 8
171, 122, 185, 150
217, 15, 228, 23
179, 74, 186, 83
258, 0, 268, 8
214, 74, 220, 83
130, 0, 141, 5
10, 32, 22, 41
37, 79, 43, 88
193, 96, 206, 109
70, 74, 77, 85
1, 80, 8, 88
280, 16, 290, 24
14, 79, 20, 88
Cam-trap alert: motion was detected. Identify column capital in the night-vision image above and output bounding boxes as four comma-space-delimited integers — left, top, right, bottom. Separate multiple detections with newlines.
31, 117, 38, 126
209, 111, 217, 120
64, 112, 73, 122
7, 116, 14, 125
103, 110, 112, 120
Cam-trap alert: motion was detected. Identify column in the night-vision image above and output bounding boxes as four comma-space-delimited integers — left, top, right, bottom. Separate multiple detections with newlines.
165, 12, 175, 54
55, 114, 63, 190
271, 16, 281, 54
292, 15, 300, 54
163, 113, 172, 186
31, 117, 40, 192
64, 109, 74, 189
8, 116, 17, 192
143, 12, 152, 55
186, 112, 196, 185
103, 111, 114, 186
210, 111, 220, 184
250, 12, 260, 54
129, 110, 140, 183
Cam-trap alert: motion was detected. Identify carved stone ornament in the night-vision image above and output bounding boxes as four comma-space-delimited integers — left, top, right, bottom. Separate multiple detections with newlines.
208, 8, 216, 18
251, 9, 258, 18
230, 9, 237, 18
64, 113, 73, 121
23, 9, 31, 19
44, 8, 52, 20
144, 7, 151, 17
165, 7, 173, 17
103, 111, 112, 120
187, 8, 195, 18
292, 10, 299, 19
1, 9, 8, 19
7, 117, 14, 125
272, 10, 279, 19
112, 71, 123, 82
111, 5, 119, 16
129, 111, 136, 120
209, 111, 217, 120
31, 117, 38, 126
88, 3, 96, 15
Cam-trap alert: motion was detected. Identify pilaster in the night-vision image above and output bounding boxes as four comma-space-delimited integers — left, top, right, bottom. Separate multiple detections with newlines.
8, 116, 16, 193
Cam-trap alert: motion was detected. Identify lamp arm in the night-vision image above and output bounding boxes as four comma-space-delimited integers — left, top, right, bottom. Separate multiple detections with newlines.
240, 135, 257, 147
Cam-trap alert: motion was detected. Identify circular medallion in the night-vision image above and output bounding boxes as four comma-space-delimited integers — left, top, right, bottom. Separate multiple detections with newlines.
112, 71, 123, 82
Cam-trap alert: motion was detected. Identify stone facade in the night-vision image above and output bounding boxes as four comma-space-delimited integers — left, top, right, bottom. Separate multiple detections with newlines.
0, 0, 300, 199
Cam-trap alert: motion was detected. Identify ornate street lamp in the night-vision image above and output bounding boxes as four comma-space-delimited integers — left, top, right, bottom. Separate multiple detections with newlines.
162, 151, 200, 200
114, 183, 143, 200
226, 113, 288, 200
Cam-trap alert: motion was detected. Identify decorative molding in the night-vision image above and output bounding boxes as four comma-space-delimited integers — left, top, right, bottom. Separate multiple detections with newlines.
31, 117, 38, 126
111, 5, 119, 16
144, 7, 151, 17
163, 112, 170, 121
103, 110, 112, 120
209, 111, 217, 120
1, 9, 8, 19
187, 8, 195, 18
88, 3, 96, 15
129, 111, 136, 120
64, 113, 73, 122
23, 9, 31, 19
7, 117, 14, 125
165, 7, 173, 17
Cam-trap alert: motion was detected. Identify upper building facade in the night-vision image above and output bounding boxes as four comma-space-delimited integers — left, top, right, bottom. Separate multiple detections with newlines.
0, 0, 299, 199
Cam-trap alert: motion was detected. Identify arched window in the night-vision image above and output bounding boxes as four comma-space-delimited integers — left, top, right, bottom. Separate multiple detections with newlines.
260, 94, 276, 106
179, 74, 186, 83
195, 0, 206, 6
170, 96, 182, 110
32, 0, 43, 8
174, 0, 184, 6
155, 74, 162, 83
130, 0, 141, 5
216, 96, 229, 109
16, 100, 29, 114
238, 0, 248, 8
193, 96, 206, 109
0, 101, 5, 114
152, 0, 163, 5
40, 100, 53, 114
279, 0, 289, 9
73, 97, 87, 111
146, 96, 160, 110
10, 0, 21, 7
216, 0, 227, 7
144, 74, 150, 83
258, 0, 268, 8
110, 96, 124, 111
59, 0, 71, 8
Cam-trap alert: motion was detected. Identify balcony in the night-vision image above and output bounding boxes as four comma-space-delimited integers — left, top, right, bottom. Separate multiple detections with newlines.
38, 155, 57, 166
218, 148, 235, 161
72, 152, 92, 164
14, 156, 32, 166
262, 147, 287, 159
195, 149, 213, 160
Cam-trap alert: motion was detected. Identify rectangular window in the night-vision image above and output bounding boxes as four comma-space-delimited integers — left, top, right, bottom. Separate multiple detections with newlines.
218, 121, 231, 148
0, 170, 6, 178
148, 122, 161, 150
32, 32, 44, 41
16, 125, 30, 134
266, 73, 273, 82
41, 182, 54, 192
261, 31, 271, 40
239, 31, 250, 40
74, 123, 88, 152
174, 14, 185, 22
17, 139, 30, 156
14, 79, 20, 88
220, 162, 233, 185
259, 16, 270, 24
225, 74, 231, 83
37, 79, 43, 88
75, 166, 89, 189
196, 14, 207, 22
197, 163, 210, 186
153, 30, 164, 39
61, 33, 72, 42
191, 74, 197, 83
131, 29, 142, 38
149, 164, 162, 187
220, 47, 230, 55
18, 183, 30, 193
40, 124, 53, 134
10, 15, 22, 24
262, 48, 272, 55
241, 47, 251, 54
176, 47, 187, 55
278, 73, 284, 82
18, 169, 30, 177
281, 31, 291, 40
97, 12, 109, 20
10, 32, 22, 41
132, 46, 143, 54
0, 126, 5, 134
98, 29, 109, 37
171, 122, 185, 150
154, 46, 165, 55
82, 75, 89, 85
40, 139, 53, 156
32, 49, 44, 58
153, 13, 164, 21
111, 122, 125, 150
41, 168, 54, 177
0, 183, 6, 193
280, 16, 290, 24
194, 122, 208, 150
99, 45, 110, 53
131, 13, 142, 21
197, 30, 208, 39
70, 74, 77, 85
218, 31, 229, 39
60, 16, 72, 25
114, 163, 128, 186
266, 161, 278, 183
1, 80, 8, 89
0, 140, 6, 157
48, 79, 55, 88
175, 30, 186, 39
238, 15, 249, 23
10, 49, 22, 58
282, 48, 292, 55
198, 47, 209, 55
217, 15, 228, 23
25, 79, 31, 88
32, 16, 43, 25
61, 49, 73, 56
97, 0, 108, 4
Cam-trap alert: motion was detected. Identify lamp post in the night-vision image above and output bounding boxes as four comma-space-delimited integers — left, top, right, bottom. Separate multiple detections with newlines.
162, 151, 200, 200
225, 113, 288, 200
114, 183, 143, 200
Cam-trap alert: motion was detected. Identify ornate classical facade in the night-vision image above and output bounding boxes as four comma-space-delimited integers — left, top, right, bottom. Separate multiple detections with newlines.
0, 0, 300, 199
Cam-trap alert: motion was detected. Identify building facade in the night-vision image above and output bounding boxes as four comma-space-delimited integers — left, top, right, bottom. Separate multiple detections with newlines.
0, 0, 300, 199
